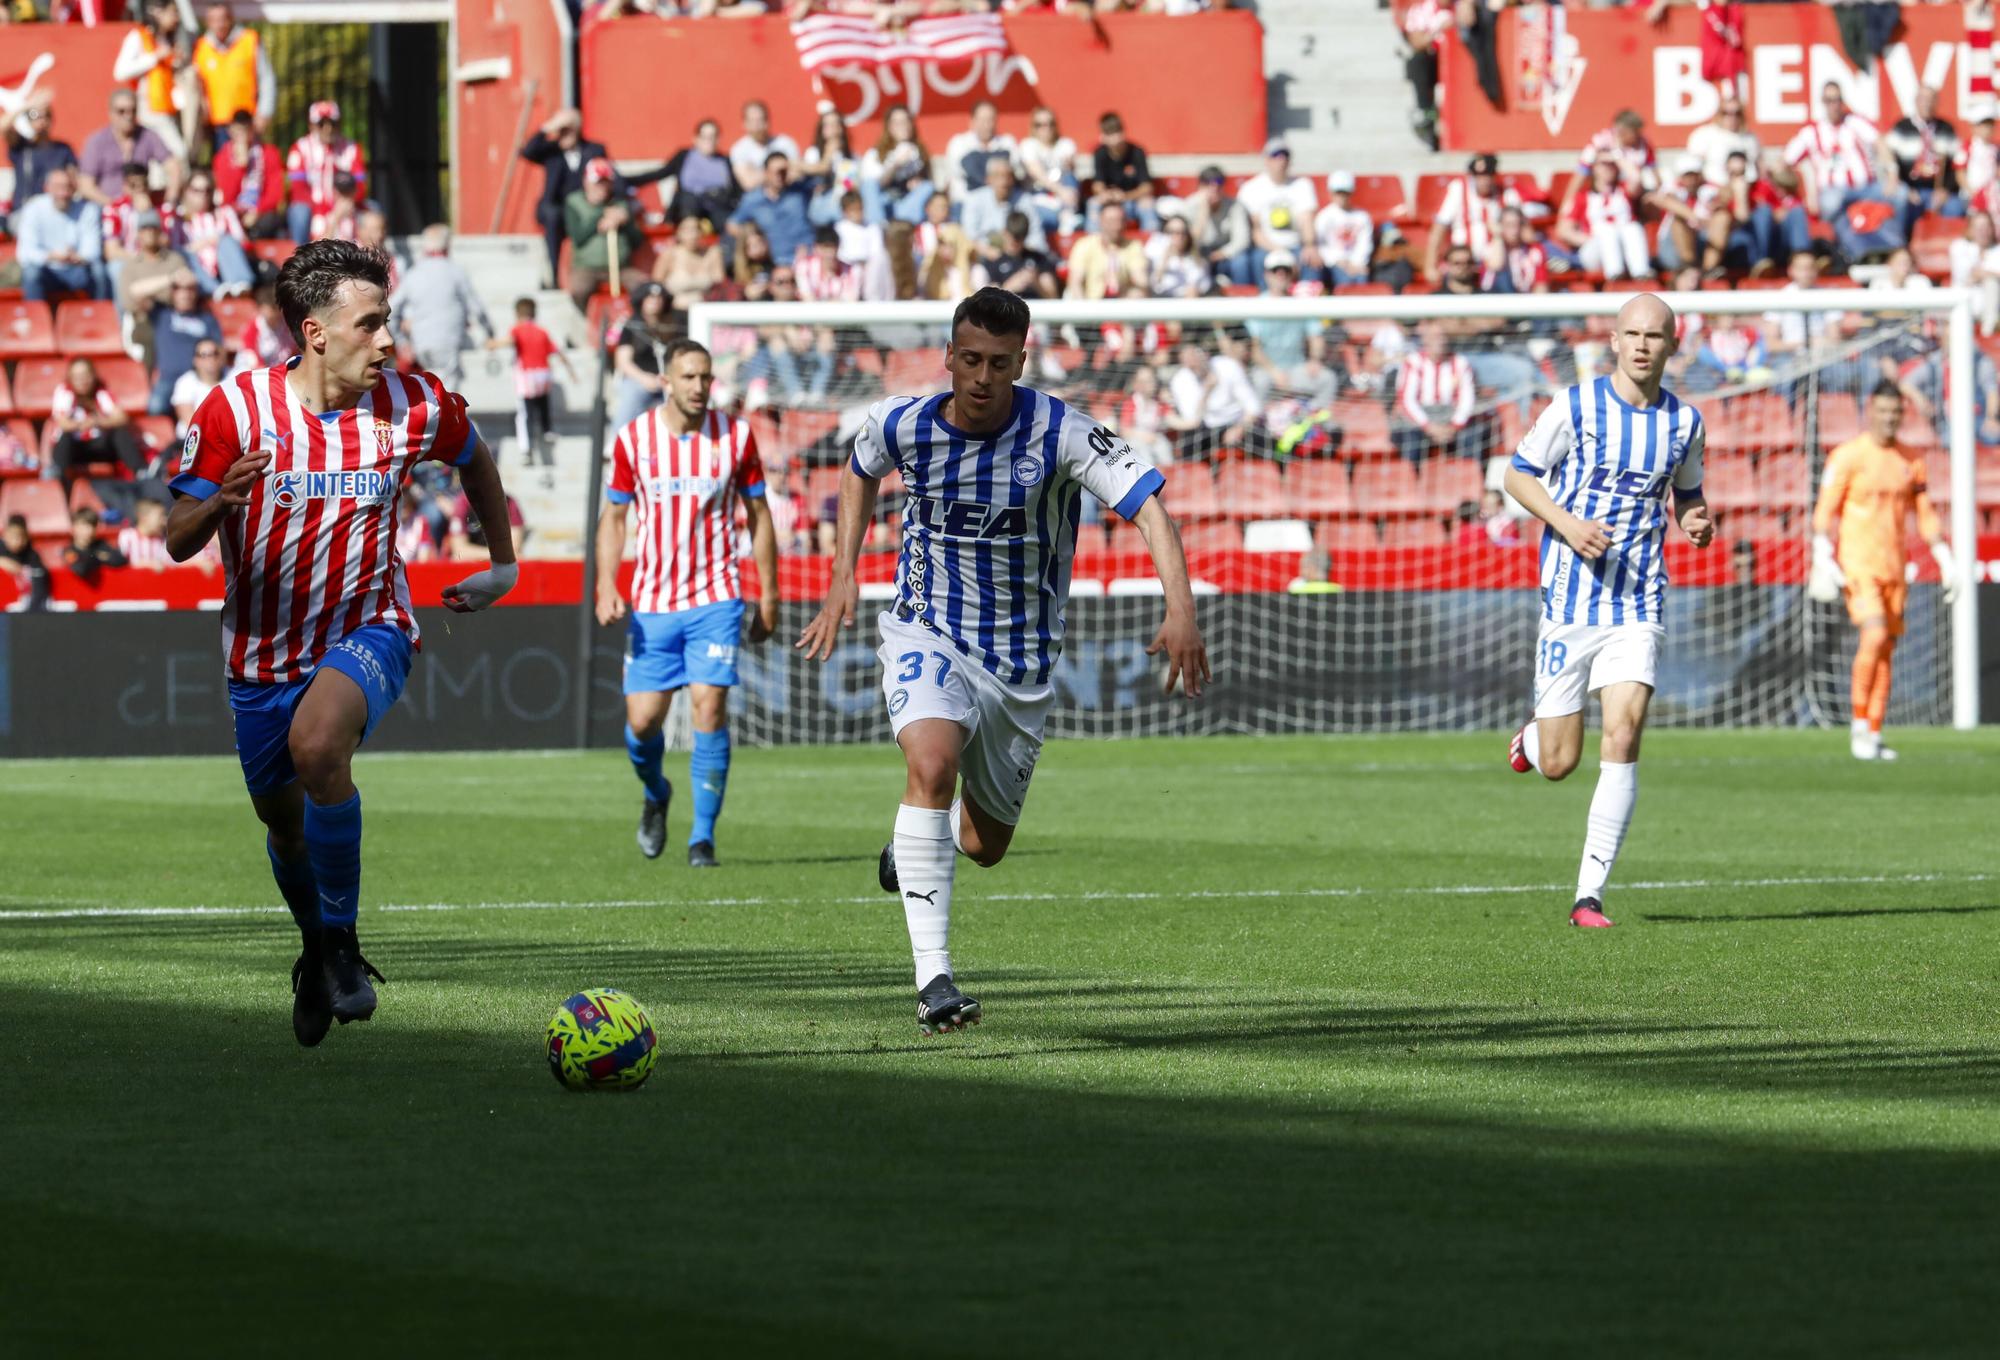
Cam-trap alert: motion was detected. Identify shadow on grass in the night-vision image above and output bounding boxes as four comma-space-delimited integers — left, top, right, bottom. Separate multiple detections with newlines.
3, 962, 1999, 1356
1643, 902, 2000, 925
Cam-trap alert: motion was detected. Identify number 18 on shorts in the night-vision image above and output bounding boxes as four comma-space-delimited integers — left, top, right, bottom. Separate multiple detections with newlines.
877, 613, 1054, 827
1532, 620, 1664, 719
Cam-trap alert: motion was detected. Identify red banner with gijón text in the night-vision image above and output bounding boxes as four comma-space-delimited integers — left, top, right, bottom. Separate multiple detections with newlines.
1442, 5, 1987, 154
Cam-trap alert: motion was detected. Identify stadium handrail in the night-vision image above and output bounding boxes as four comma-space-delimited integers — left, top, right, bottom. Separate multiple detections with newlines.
689, 287, 1981, 731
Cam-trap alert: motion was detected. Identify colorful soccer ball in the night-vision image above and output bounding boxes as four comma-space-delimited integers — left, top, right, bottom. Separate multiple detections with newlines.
546, 988, 657, 1091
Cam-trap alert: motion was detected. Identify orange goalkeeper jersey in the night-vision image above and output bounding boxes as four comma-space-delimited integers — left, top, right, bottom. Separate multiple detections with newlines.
1811, 433, 1940, 583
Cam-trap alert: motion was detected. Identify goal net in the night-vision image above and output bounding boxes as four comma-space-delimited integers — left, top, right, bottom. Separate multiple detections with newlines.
673, 288, 1980, 746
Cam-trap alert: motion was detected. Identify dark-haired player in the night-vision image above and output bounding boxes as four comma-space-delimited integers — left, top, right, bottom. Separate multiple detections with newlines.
798, 287, 1209, 1034
594, 338, 778, 867
165, 239, 519, 1046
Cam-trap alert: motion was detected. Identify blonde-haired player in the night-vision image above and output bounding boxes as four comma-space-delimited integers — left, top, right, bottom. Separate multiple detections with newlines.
1808, 380, 1958, 761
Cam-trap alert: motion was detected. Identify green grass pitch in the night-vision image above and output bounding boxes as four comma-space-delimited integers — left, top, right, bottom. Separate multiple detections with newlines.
2, 730, 1997, 1355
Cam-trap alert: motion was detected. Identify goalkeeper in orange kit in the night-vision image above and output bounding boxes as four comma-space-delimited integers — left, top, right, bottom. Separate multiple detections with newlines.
1808, 380, 1959, 762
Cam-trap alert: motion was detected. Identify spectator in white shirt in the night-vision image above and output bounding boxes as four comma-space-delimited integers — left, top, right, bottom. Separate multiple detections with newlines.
1554, 154, 1652, 280
1313, 170, 1373, 287
1145, 214, 1211, 298
941, 100, 1017, 202
170, 337, 227, 437
1949, 210, 2000, 333
1168, 339, 1263, 461
1686, 93, 1761, 187
1016, 106, 1080, 234
1235, 139, 1320, 279
728, 100, 800, 195
1955, 103, 1998, 212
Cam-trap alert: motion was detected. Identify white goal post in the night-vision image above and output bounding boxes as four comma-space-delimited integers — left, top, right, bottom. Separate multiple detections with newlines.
688, 288, 1981, 734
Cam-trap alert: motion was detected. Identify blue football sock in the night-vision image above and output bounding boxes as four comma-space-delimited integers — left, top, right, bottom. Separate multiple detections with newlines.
303, 792, 362, 928
626, 725, 673, 803
689, 728, 730, 847
265, 837, 320, 937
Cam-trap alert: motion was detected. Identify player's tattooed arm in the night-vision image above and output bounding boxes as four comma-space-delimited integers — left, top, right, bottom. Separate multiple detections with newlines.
1133, 496, 1210, 699
165, 448, 270, 562
797, 464, 879, 662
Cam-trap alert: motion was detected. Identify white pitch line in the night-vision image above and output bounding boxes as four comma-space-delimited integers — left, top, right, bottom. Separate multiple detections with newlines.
0, 872, 1986, 923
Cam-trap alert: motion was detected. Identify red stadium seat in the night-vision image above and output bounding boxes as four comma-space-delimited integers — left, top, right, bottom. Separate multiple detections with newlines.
1347, 174, 1408, 219
1412, 173, 1457, 220
1378, 517, 1448, 546
53, 300, 124, 357
210, 295, 257, 348
1910, 215, 1957, 278
0, 299, 55, 358
10, 358, 64, 417
1216, 460, 1284, 517
0, 364, 13, 416
1759, 451, 1811, 512
1161, 463, 1220, 520
1702, 451, 1760, 512
1416, 459, 1483, 514
1287, 461, 1351, 516
1707, 393, 1793, 457
1816, 395, 1861, 448
883, 349, 939, 395
1351, 460, 1424, 515
94, 356, 151, 412
0, 416, 34, 479
1311, 517, 1379, 549
1176, 521, 1242, 554
135, 414, 176, 453
249, 238, 297, 269
1330, 396, 1392, 458
0, 477, 70, 536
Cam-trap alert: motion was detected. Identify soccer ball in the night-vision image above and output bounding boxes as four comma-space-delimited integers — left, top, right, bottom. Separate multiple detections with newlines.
546, 988, 658, 1092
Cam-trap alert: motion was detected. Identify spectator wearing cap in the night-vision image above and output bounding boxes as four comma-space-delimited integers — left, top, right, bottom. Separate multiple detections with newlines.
6, 100, 82, 230
1236, 140, 1320, 284
1651, 152, 1743, 277
1686, 91, 1761, 189
286, 100, 368, 245
213, 110, 286, 240
1090, 111, 1157, 230
192, 2, 274, 147
961, 156, 1048, 263
521, 108, 613, 283
1244, 250, 1331, 401
1183, 165, 1253, 286
17, 168, 107, 302
1427, 153, 1519, 282
1785, 81, 1897, 259
729, 150, 816, 268
1400, 0, 1453, 152
116, 209, 184, 320
729, 99, 801, 195
565, 157, 647, 310
390, 225, 494, 388
1313, 171, 1373, 287
942, 100, 1017, 202
1884, 84, 1963, 240
79, 89, 180, 207
146, 269, 223, 415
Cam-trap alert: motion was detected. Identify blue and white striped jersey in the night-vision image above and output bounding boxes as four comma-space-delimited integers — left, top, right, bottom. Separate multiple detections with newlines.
1510, 376, 1706, 626
852, 386, 1164, 686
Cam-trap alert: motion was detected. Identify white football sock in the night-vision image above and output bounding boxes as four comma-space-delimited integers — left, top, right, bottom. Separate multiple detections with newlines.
894, 803, 956, 987
1576, 761, 1638, 902
948, 797, 968, 856
1521, 722, 1542, 772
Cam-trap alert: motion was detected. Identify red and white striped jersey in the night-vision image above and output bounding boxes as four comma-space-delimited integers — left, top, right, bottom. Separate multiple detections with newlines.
285, 134, 368, 214
1486, 241, 1549, 293
52, 383, 120, 439
117, 525, 173, 569
1785, 115, 1879, 192
794, 249, 861, 302
1577, 129, 1659, 193
607, 408, 766, 615
172, 204, 247, 280
169, 361, 478, 682
1569, 184, 1640, 234
1397, 350, 1476, 428
1956, 134, 1999, 200
1434, 176, 1520, 256
103, 195, 177, 252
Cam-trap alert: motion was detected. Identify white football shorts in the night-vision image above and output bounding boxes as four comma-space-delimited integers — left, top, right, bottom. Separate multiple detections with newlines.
878, 612, 1055, 826
1532, 619, 1664, 719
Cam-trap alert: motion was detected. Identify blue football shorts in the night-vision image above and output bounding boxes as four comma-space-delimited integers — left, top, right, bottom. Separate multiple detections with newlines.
226, 623, 413, 796
623, 600, 745, 695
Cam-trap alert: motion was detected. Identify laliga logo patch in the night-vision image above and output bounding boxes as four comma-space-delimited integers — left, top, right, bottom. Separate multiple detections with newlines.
1012, 456, 1042, 486
179, 426, 200, 474
888, 687, 910, 717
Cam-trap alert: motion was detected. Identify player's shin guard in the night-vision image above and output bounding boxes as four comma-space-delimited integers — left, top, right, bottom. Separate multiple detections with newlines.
1576, 762, 1637, 902
625, 725, 672, 802
894, 803, 956, 987
303, 792, 362, 928
266, 838, 321, 944
689, 728, 730, 847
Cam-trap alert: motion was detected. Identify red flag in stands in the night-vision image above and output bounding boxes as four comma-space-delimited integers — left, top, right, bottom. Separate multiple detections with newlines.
790, 12, 1010, 72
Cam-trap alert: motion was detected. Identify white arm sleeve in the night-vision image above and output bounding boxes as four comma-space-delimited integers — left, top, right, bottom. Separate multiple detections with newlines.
1509, 397, 1574, 476
1673, 413, 1707, 492
850, 399, 899, 479
1058, 416, 1163, 523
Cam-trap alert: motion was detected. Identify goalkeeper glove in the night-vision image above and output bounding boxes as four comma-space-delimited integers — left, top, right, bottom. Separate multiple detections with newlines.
442, 561, 519, 613
1806, 534, 1845, 603
1932, 540, 1959, 606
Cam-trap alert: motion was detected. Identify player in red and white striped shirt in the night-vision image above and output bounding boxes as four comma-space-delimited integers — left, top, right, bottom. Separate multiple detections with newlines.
594, 338, 778, 868
285, 100, 368, 245
1394, 320, 1478, 465
164, 240, 518, 1045
1785, 83, 1883, 219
